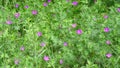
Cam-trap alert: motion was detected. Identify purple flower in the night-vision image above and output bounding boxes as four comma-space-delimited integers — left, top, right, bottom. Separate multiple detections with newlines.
104, 15, 108, 19
48, 0, 51, 2
44, 56, 49, 61
20, 46, 25, 51
117, 8, 120, 12
25, 5, 29, 8
76, 29, 82, 34
14, 13, 20, 18
15, 4, 19, 8
60, 59, 63, 64
72, 23, 77, 28
106, 53, 112, 58
72, 1, 78, 6
40, 42, 46, 47
32, 10, 38, 15
14, 59, 19, 65
106, 40, 111, 45
104, 27, 110, 32
43, 2, 47, 7
37, 32, 42, 36
64, 42, 68, 46
6, 20, 12, 24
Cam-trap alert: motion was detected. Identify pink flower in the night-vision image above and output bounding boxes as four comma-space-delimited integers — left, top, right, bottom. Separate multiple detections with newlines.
60, 59, 63, 64
106, 53, 112, 58
32, 10, 38, 15
72, 23, 77, 28
43, 2, 47, 7
117, 8, 120, 12
14, 59, 19, 65
106, 40, 111, 45
48, 0, 51, 2
6, 20, 12, 24
44, 56, 49, 61
14, 13, 20, 18
40, 42, 46, 47
104, 27, 110, 32
20, 46, 25, 51
72, 1, 78, 6
76, 29, 82, 34
15, 4, 19, 8
25, 5, 29, 8
104, 15, 108, 19
64, 42, 68, 46
37, 32, 42, 36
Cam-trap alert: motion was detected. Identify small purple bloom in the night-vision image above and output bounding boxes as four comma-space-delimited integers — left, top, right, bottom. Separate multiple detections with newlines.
43, 2, 47, 7
40, 42, 46, 47
106, 40, 111, 45
104, 15, 108, 19
106, 53, 112, 58
15, 4, 19, 8
48, 0, 51, 2
25, 5, 29, 8
64, 42, 68, 46
60, 59, 63, 64
104, 27, 110, 32
32, 10, 38, 15
72, 23, 77, 28
20, 46, 25, 51
44, 56, 49, 61
14, 59, 19, 65
117, 8, 120, 12
72, 1, 78, 6
14, 13, 20, 18
6, 20, 12, 24
37, 32, 42, 36
76, 29, 82, 34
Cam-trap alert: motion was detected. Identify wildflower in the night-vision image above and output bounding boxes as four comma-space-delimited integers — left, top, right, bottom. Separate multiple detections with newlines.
20, 46, 25, 51
44, 56, 49, 61
60, 59, 63, 64
25, 5, 29, 8
15, 4, 19, 8
104, 27, 110, 32
40, 42, 46, 47
14, 59, 19, 65
117, 8, 120, 12
14, 13, 20, 18
76, 29, 82, 34
64, 42, 68, 46
32, 10, 38, 15
72, 1, 78, 6
6, 20, 12, 24
72, 23, 77, 28
37, 32, 42, 36
106, 40, 111, 45
106, 53, 112, 58
104, 15, 108, 19
43, 2, 47, 7
48, 0, 51, 2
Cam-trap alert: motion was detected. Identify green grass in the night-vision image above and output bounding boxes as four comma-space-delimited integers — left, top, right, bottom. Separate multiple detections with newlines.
0, 0, 120, 68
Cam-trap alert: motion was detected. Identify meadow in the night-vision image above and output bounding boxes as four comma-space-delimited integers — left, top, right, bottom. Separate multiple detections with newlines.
0, 0, 120, 68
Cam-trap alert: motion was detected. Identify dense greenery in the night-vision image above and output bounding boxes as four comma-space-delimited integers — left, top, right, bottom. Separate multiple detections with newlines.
0, 0, 120, 68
